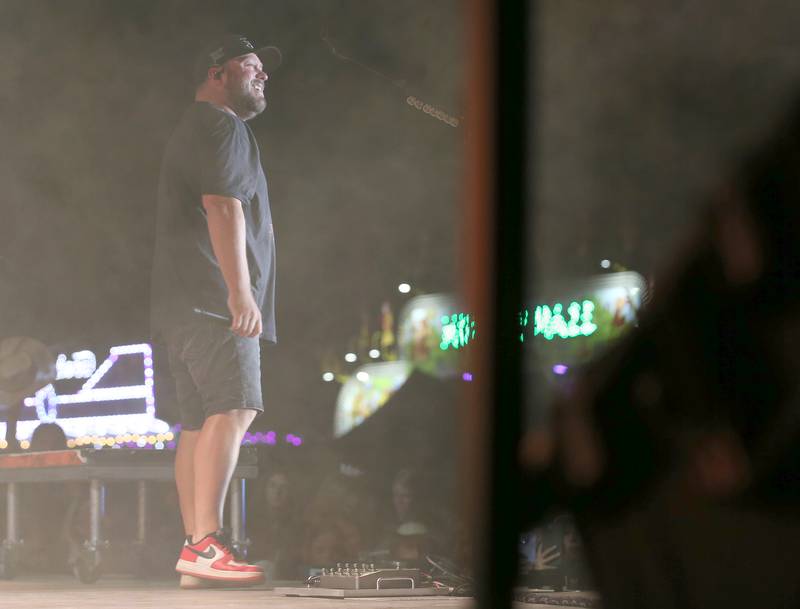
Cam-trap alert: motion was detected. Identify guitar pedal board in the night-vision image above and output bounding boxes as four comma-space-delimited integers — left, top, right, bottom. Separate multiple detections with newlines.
319, 563, 420, 590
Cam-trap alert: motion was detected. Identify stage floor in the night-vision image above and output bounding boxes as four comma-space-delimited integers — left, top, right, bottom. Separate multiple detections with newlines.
0, 577, 473, 609
0, 576, 595, 608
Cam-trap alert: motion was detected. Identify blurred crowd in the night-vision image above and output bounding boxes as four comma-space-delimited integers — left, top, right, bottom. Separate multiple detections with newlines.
246, 460, 460, 580
519, 515, 592, 592
0, 431, 462, 580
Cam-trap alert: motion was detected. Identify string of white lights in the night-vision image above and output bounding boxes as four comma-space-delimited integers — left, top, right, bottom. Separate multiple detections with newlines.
406, 96, 460, 128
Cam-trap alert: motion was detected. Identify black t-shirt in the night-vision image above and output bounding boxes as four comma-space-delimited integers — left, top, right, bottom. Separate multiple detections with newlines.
150, 102, 277, 342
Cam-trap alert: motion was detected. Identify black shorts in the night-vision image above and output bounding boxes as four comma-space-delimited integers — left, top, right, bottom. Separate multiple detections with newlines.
164, 319, 263, 431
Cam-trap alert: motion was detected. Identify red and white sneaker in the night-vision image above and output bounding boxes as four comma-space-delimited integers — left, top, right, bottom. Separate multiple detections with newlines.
176, 531, 264, 585
178, 538, 213, 589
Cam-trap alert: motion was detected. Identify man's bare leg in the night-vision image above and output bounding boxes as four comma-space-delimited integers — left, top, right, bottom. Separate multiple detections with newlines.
175, 429, 200, 538
192, 409, 256, 541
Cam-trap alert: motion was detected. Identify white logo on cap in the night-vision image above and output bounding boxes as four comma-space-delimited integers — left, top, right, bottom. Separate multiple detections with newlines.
210, 47, 225, 63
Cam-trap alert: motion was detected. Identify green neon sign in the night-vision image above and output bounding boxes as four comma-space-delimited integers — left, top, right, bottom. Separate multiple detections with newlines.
526, 300, 597, 342
440, 313, 476, 350
439, 300, 598, 349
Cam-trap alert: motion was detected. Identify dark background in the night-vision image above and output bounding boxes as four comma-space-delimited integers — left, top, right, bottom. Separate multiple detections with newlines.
534, 0, 800, 281
7, 0, 800, 449
0, 0, 463, 440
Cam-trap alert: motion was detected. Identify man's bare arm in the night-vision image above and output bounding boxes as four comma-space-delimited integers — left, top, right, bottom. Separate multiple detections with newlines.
202, 194, 262, 338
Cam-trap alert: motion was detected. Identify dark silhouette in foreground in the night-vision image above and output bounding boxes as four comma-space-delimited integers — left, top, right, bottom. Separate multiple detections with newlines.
523, 97, 800, 609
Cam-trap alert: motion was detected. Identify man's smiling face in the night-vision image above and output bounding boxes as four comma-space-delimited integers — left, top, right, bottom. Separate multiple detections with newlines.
221, 53, 267, 121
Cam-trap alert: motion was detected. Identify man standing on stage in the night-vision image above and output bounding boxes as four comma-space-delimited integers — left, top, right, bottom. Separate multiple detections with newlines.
150, 34, 280, 586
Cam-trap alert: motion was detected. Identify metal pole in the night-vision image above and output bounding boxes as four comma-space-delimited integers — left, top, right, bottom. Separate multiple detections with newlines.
464, 1, 529, 608
229, 478, 244, 549
89, 479, 104, 548
240, 479, 247, 543
6, 483, 18, 544
484, 0, 529, 606
462, 0, 497, 589
137, 480, 147, 544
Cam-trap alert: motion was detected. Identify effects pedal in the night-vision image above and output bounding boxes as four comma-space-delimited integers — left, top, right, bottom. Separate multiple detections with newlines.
319, 563, 420, 590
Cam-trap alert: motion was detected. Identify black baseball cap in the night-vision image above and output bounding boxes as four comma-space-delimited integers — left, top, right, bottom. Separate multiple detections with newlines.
194, 34, 282, 84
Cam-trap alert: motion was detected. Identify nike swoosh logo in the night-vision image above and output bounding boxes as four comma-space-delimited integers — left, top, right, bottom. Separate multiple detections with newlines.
188, 545, 220, 560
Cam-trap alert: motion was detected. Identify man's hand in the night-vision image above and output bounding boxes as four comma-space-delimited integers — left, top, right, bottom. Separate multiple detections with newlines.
533, 542, 561, 571
227, 290, 262, 338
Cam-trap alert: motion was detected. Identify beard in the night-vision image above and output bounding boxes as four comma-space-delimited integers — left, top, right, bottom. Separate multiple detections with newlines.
226, 78, 266, 121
